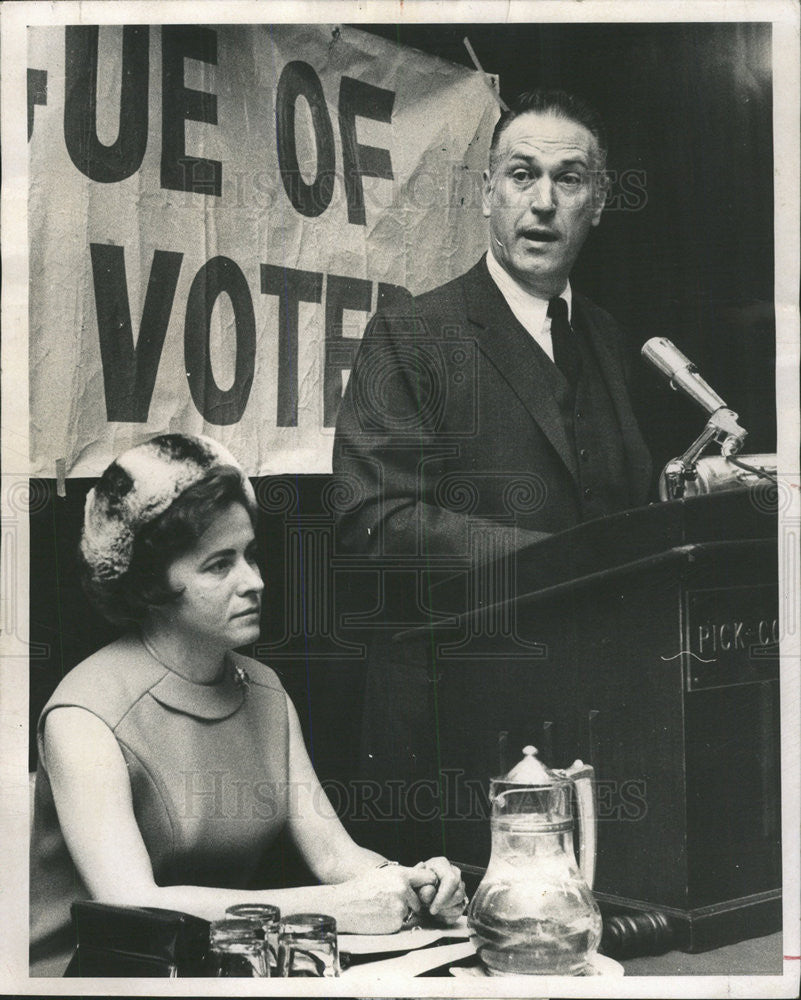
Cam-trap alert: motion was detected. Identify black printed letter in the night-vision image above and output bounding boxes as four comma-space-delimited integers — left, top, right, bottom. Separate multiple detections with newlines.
184, 257, 256, 424
64, 26, 149, 182
261, 264, 323, 427
338, 77, 394, 225
91, 244, 182, 422
161, 26, 221, 195
324, 274, 371, 426
275, 61, 335, 217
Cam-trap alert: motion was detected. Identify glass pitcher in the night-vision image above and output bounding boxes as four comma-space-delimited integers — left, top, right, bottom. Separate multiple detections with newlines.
467, 745, 602, 975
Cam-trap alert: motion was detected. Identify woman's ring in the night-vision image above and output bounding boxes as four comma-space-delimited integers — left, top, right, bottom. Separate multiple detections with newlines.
401, 907, 417, 928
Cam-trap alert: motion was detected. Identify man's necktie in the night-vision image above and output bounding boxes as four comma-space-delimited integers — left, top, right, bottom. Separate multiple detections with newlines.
547, 296, 581, 389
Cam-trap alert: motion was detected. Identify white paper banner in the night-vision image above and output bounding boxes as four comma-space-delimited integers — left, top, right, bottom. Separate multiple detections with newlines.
28, 23, 497, 477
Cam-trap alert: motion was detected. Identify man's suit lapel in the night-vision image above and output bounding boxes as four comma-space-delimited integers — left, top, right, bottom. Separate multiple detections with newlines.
461, 259, 580, 484
573, 293, 652, 504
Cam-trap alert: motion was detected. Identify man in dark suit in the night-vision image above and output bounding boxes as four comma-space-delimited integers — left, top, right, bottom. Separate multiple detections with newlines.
332, 90, 651, 861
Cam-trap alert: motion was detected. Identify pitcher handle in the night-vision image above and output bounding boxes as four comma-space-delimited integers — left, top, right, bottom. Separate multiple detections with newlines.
565, 760, 596, 889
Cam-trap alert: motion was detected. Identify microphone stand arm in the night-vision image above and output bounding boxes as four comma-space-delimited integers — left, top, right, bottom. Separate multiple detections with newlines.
660, 407, 748, 501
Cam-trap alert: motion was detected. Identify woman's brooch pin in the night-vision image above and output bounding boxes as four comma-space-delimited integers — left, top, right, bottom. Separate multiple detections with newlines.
233, 664, 251, 691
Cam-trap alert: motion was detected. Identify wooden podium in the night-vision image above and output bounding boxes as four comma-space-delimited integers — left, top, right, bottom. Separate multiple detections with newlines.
413, 491, 781, 953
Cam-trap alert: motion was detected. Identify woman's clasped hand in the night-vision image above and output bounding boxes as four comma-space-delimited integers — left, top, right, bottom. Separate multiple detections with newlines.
412, 857, 468, 924
335, 858, 466, 934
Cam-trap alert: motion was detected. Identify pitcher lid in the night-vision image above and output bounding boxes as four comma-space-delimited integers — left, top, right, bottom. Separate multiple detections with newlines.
504, 745, 555, 784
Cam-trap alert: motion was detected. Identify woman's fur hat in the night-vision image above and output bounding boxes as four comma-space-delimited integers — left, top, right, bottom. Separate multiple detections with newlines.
81, 434, 256, 584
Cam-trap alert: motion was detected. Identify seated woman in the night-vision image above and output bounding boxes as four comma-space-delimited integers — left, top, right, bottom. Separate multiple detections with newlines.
30, 434, 465, 976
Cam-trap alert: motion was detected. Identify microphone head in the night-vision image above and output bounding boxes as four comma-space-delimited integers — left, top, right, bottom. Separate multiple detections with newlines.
641, 337, 693, 379
641, 337, 727, 413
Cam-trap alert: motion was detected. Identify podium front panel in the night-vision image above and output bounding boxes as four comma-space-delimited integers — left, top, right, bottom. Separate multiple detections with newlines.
423, 494, 781, 948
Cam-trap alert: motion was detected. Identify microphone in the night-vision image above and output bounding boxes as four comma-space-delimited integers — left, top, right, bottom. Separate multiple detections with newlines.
641, 337, 727, 414
642, 337, 747, 458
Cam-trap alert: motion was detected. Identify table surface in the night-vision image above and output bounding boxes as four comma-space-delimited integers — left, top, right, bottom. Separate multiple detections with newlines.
340, 925, 785, 980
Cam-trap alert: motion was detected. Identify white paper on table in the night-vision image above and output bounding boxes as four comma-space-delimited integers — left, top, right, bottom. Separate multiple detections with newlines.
339, 916, 469, 955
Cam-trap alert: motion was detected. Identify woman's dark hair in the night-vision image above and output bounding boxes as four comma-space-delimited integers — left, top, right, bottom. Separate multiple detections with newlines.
81, 467, 257, 627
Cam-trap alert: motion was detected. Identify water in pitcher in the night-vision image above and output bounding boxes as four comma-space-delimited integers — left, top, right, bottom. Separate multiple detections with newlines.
468, 823, 602, 975
471, 907, 601, 975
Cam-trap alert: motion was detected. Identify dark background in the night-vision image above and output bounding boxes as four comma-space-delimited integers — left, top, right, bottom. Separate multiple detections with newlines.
29, 21, 776, 777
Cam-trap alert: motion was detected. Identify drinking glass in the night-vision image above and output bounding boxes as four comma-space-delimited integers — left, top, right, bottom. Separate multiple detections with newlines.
225, 903, 281, 973
277, 913, 339, 977
208, 918, 268, 977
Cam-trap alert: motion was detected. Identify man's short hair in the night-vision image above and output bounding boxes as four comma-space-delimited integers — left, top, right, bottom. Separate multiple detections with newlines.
489, 89, 608, 173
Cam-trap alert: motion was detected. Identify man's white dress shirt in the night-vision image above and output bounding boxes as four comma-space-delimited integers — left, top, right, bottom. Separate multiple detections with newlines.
485, 249, 573, 363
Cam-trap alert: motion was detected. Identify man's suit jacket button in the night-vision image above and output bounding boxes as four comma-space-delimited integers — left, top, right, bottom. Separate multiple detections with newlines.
580, 448, 589, 461
583, 487, 592, 498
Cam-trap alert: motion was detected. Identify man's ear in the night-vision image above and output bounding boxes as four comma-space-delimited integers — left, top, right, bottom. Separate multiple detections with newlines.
481, 169, 493, 218
591, 169, 609, 227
